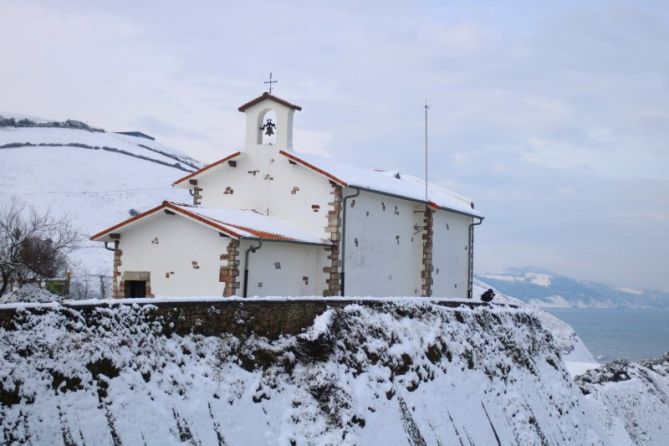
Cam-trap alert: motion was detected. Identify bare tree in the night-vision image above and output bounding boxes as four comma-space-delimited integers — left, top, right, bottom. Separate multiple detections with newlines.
0, 200, 80, 296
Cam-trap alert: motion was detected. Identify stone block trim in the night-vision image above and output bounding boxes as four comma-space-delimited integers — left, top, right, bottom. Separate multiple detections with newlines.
193, 186, 203, 206
421, 207, 434, 297
323, 184, 343, 296
189, 179, 203, 206
221, 239, 241, 297
112, 240, 123, 298
121, 271, 154, 298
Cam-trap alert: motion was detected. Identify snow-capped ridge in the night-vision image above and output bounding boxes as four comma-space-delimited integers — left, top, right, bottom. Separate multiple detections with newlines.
478, 267, 669, 309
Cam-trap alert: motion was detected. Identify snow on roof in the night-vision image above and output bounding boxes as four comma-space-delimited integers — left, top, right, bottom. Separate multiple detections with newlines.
91, 201, 329, 245
175, 204, 329, 245
172, 148, 483, 218
280, 150, 484, 218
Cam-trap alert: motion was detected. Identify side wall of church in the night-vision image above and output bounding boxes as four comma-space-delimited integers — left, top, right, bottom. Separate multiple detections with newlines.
343, 189, 424, 297
241, 239, 329, 297
118, 213, 228, 297
197, 149, 333, 239
432, 211, 472, 297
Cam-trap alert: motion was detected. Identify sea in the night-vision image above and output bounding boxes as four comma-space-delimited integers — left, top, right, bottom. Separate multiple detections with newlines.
547, 308, 669, 363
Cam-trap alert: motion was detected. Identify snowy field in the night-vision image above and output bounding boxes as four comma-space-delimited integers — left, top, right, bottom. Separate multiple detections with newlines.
0, 122, 199, 296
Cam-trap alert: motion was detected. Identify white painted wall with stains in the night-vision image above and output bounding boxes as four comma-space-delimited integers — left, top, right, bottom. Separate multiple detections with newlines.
197, 147, 334, 239
240, 239, 329, 297
432, 211, 472, 297
117, 212, 331, 297
343, 189, 424, 297
118, 212, 228, 297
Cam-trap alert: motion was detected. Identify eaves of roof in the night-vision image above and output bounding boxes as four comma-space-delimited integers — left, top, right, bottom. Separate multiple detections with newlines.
278, 150, 483, 218
279, 150, 348, 186
172, 151, 242, 186
90, 201, 330, 245
238, 92, 302, 112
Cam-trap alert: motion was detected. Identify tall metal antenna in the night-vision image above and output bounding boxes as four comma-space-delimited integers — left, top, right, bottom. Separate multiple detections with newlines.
424, 100, 430, 202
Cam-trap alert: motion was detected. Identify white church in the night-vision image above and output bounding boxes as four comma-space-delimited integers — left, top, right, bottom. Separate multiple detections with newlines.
91, 92, 484, 299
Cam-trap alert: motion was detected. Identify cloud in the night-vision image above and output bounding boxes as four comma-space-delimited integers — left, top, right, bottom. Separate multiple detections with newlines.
293, 129, 333, 157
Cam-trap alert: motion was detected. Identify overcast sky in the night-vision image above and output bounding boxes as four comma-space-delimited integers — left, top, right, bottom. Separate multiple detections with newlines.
2, 0, 668, 290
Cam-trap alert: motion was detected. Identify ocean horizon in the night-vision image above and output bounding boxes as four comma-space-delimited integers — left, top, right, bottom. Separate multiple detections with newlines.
547, 307, 669, 363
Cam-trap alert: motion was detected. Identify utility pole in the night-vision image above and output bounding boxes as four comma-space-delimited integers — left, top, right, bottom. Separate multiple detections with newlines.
424, 100, 430, 202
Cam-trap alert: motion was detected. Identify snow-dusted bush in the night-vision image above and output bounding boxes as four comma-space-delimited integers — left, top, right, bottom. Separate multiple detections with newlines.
0, 116, 103, 132
0, 284, 60, 304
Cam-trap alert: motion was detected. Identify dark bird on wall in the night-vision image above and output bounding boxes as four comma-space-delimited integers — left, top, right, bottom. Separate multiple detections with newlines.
481, 289, 495, 303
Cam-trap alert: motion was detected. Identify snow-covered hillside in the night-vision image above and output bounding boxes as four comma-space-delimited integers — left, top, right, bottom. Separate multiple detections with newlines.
576, 354, 669, 446
1, 115, 202, 297
0, 300, 608, 445
474, 281, 598, 376
478, 267, 669, 309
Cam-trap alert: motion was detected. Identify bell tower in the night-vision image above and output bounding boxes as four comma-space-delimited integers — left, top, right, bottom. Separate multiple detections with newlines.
238, 92, 302, 152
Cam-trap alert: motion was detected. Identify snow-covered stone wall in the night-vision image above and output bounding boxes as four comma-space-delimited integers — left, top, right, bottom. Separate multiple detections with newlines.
0, 300, 607, 445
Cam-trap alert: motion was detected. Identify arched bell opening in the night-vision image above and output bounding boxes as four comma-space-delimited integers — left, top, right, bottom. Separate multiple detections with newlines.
257, 109, 278, 145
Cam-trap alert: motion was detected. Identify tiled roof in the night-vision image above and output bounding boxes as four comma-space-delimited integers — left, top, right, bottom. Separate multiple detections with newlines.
278, 151, 484, 218
90, 201, 329, 245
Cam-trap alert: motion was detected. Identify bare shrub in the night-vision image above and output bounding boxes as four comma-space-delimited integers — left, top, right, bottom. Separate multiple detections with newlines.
0, 200, 80, 296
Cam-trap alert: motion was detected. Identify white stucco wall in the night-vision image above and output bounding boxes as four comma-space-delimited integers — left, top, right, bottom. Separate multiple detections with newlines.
432, 210, 472, 298
343, 189, 424, 297
241, 239, 329, 297
197, 148, 334, 239
118, 212, 229, 297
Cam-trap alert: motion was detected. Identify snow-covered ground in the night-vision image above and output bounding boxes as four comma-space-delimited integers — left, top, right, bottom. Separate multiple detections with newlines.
0, 300, 607, 445
1, 122, 201, 297
474, 280, 599, 377
576, 354, 669, 446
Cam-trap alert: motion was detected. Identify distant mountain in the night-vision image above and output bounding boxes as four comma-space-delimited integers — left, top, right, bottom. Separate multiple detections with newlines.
1, 113, 202, 297
477, 267, 669, 309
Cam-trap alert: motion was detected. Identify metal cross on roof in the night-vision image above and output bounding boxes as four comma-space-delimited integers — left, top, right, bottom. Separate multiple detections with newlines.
264, 72, 278, 93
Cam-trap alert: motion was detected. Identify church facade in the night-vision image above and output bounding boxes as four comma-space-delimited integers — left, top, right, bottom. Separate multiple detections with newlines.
91, 93, 484, 298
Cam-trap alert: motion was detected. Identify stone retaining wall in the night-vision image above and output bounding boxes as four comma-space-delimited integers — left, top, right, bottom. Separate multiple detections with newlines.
0, 299, 502, 340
